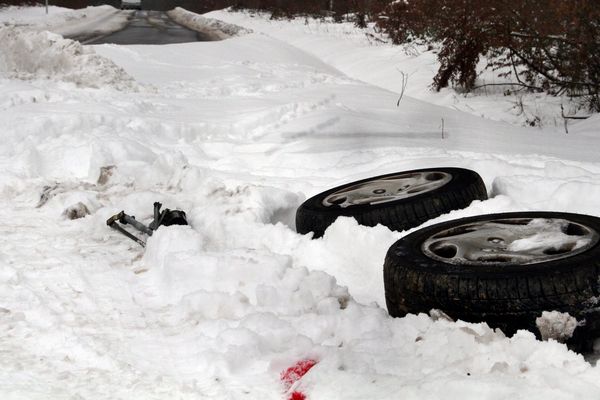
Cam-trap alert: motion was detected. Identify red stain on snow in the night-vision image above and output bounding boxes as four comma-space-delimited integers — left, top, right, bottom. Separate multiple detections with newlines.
289, 391, 307, 400
281, 359, 317, 400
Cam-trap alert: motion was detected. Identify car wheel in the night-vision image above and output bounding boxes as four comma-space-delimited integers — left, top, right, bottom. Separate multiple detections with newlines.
296, 167, 487, 238
384, 211, 600, 342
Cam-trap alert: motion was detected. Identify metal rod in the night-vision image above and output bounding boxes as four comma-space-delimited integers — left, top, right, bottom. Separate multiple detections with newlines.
153, 202, 161, 222
108, 222, 146, 247
120, 214, 154, 236
149, 202, 162, 231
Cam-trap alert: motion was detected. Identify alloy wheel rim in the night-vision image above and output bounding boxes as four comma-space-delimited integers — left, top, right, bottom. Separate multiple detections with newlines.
322, 171, 452, 208
421, 217, 599, 266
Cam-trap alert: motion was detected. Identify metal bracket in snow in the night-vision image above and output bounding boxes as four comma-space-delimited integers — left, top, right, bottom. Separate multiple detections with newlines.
106, 202, 187, 247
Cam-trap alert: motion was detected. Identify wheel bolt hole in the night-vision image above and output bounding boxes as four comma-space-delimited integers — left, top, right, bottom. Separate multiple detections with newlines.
488, 237, 504, 244
373, 189, 386, 194
329, 196, 347, 205
562, 223, 588, 236
430, 244, 458, 259
425, 172, 445, 181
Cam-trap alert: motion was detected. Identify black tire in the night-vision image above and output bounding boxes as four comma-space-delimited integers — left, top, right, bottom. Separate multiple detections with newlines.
384, 211, 600, 344
296, 167, 487, 238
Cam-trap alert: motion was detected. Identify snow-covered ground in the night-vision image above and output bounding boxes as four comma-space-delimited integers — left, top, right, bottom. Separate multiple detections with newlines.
0, 4, 130, 38
209, 9, 592, 130
2, 5, 600, 399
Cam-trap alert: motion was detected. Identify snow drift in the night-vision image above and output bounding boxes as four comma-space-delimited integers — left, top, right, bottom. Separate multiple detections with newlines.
167, 7, 252, 40
0, 5, 130, 38
0, 26, 137, 90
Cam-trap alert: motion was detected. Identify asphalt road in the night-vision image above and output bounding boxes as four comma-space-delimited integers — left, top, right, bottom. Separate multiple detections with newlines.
79, 10, 209, 45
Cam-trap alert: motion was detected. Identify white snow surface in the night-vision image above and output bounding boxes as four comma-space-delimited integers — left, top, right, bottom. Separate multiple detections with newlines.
536, 311, 579, 342
0, 4, 71, 23
207, 9, 592, 130
168, 7, 252, 40
0, 5, 131, 38
0, 26, 138, 90
1, 6, 600, 400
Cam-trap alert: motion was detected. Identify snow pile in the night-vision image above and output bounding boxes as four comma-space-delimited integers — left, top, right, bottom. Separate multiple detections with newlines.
167, 7, 252, 40
0, 5, 130, 38
0, 4, 71, 24
0, 26, 137, 90
48, 6, 131, 39
130, 226, 597, 398
536, 311, 579, 342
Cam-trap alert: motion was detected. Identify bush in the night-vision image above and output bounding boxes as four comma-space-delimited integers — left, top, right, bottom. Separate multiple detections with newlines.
0, 0, 42, 6
377, 0, 600, 111
494, 0, 600, 112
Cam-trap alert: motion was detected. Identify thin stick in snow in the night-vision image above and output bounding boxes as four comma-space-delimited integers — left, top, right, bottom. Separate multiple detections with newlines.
441, 118, 445, 139
396, 70, 408, 106
560, 103, 590, 135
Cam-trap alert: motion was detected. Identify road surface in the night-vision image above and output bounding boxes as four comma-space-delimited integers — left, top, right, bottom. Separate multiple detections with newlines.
74, 10, 208, 45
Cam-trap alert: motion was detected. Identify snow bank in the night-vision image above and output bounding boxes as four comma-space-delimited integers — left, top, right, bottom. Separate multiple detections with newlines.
0, 5, 71, 24
167, 7, 252, 40
0, 5, 130, 38
0, 26, 137, 90
132, 225, 599, 399
49, 6, 131, 39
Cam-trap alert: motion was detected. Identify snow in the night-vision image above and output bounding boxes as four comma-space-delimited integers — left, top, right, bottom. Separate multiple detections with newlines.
506, 218, 595, 254
1, 5, 600, 400
536, 311, 579, 342
0, 4, 71, 23
207, 9, 590, 130
167, 7, 252, 40
0, 26, 138, 90
0, 5, 131, 38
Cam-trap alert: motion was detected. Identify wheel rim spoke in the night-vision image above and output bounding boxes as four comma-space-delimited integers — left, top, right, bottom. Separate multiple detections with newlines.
322, 171, 452, 208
